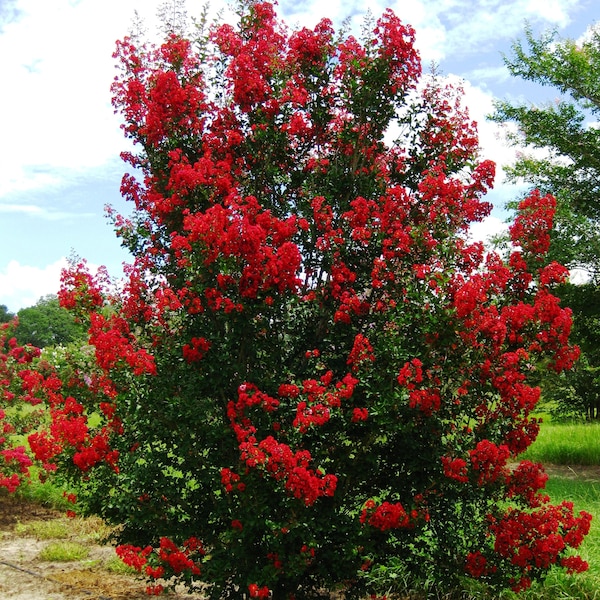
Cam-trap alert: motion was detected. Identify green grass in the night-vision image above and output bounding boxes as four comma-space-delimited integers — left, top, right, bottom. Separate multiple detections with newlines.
39, 541, 90, 562
547, 477, 600, 575
520, 421, 600, 465
15, 472, 74, 511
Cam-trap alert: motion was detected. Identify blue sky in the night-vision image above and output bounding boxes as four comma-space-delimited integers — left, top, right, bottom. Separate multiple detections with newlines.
1, 0, 599, 312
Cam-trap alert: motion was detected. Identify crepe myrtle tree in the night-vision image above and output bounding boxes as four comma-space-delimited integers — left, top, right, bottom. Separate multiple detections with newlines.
21, 2, 590, 598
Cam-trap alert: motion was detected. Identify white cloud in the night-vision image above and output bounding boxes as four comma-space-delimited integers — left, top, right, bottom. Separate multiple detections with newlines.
577, 21, 600, 45
525, 0, 578, 26
0, 201, 93, 219
0, 203, 46, 216
469, 215, 508, 246
569, 267, 591, 284
464, 65, 511, 86
387, 0, 579, 62
457, 79, 519, 178
0, 0, 167, 199
279, 0, 363, 28
0, 258, 67, 312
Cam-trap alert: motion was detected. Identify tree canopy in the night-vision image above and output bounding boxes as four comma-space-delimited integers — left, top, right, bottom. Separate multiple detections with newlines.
0, 304, 14, 323
13, 294, 87, 348
491, 23, 600, 279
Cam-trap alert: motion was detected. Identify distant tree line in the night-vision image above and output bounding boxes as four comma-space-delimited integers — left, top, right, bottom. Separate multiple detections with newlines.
0, 295, 87, 348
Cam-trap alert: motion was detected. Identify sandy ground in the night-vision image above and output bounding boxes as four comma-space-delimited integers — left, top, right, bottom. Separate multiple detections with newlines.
1, 465, 599, 599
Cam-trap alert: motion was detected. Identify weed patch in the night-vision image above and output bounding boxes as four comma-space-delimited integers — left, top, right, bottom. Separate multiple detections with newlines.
15, 519, 69, 540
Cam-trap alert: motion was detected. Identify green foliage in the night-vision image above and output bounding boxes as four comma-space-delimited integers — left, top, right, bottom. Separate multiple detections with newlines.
557, 285, 600, 364
14, 295, 87, 348
539, 284, 600, 420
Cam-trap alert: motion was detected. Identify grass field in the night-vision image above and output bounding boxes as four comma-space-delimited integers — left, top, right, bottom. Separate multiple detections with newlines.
520, 420, 600, 466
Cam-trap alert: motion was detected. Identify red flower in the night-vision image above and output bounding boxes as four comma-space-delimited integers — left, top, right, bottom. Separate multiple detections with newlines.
465, 551, 487, 578
351, 408, 368, 423
441, 456, 469, 483
248, 583, 270, 598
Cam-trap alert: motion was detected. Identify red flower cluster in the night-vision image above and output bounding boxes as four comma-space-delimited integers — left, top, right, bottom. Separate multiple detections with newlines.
509, 190, 556, 258
181, 195, 302, 303
347, 333, 375, 373
226, 382, 340, 505
373, 9, 420, 95
58, 260, 106, 315
182, 336, 211, 363
360, 499, 428, 531
248, 583, 270, 598
490, 503, 591, 590
465, 551, 488, 579
157, 536, 201, 575
116, 536, 204, 590
0, 326, 62, 489
360, 500, 410, 530
469, 440, 510, 485
88, 313, 156, 377
441, 456, 469, 483
220, 467, 245, 493
506, 460, 549, 508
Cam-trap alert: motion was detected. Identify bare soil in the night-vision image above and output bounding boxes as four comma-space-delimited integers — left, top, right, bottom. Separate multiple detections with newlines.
1, 465, 598, 599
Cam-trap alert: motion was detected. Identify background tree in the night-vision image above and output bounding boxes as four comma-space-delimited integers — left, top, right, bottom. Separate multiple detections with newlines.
491, 24, 600, 419
14, 294, 87, 348
541, 283, 600, 419
20, 3, 590, 598
0, 304, 14, 323
491, 23, 600, 278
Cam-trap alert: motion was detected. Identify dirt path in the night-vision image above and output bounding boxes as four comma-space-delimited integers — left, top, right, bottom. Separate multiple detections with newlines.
1, 465, 598, 599
543, 464, 600, 482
